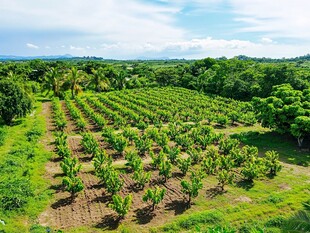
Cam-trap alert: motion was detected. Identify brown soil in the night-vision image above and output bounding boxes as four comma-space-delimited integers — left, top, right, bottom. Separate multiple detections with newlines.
38, 101, 191, 232
61, 101, 78, 134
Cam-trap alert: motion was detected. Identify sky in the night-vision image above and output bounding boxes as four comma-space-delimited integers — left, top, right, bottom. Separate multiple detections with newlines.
0, 0, 309, 59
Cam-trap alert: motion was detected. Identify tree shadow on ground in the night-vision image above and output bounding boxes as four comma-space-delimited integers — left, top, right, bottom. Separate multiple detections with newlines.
133, 206, 156, 225
49, 184, 64, 193
90, 183, 105, 190
236, 179, 254, 191
51, 196, 73, 209
205, 186, 227, 198
165, 199, 187, 215
79, 155, 93, 162
53, 173, 65, 178
149, 177, 164, 186
92, 194, 112, 204
231, 131, 310, 166
95, 214, 120, 230
50, 156, 62, 163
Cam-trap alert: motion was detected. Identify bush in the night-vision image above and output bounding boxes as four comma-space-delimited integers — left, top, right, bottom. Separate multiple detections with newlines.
0, 178, 33, 211
0, 127, 7, 146
0, 79, 33, 124
25, 126, 44, 142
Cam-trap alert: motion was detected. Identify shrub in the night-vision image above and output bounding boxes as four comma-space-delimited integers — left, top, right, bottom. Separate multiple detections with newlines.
109, 194, 132, 219
0, 79, 33, 124
0, 178, 33, 211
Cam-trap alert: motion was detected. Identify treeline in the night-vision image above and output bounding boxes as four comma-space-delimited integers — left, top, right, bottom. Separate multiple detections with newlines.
236, 54, 310, 63
1, 57, 309, 100
0, 57, 310, 124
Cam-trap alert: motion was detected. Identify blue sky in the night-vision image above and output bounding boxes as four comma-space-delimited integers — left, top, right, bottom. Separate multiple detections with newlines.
0, 0, 309, 59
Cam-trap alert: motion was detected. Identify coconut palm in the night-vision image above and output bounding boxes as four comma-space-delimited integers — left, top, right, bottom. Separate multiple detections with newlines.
90, 67, 110, 92
66, 67, 86, 97
44, 67, 63, 97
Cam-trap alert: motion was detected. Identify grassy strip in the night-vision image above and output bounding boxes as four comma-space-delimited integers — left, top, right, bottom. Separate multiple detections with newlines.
0, 102, 53, 233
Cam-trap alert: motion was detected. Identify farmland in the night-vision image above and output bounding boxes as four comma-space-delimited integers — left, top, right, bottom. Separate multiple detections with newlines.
37, 88, 309, 232
0, 58, 309, 233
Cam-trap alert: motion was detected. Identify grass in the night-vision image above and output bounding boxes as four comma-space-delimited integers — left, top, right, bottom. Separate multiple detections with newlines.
231, 130, 309, 166
1, 102, 308, 232
0, 102, 53, 233
154, 125, 310, 233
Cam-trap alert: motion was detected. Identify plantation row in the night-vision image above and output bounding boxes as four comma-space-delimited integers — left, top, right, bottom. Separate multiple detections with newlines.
51, 95, 282, 220
57, 87, 257, 132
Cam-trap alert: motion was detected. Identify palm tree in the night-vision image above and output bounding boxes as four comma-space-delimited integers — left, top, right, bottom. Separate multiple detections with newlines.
113, 70, 127, 90
90, 68, 110, 92
44, 67, 63, 97
66, 67, 86, 97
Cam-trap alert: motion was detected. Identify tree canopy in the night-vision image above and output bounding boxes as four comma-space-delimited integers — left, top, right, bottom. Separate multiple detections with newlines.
0, 79, 33, 124
253, 84, 310, 147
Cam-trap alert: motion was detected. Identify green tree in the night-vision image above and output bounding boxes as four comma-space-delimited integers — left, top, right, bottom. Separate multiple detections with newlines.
142, 187, 166, 211
109, 194, 132, 220
44, 67, 63, 97
60, 157, 82, 178
90, 67, 110, 92
264, 150, 282, 176
66, 67, 86, 97
181, 171, 205, 207
253, 84, 310, 147
62, 176, 84, 202
0, 79, 33, 124
159, 159, 172, 182
217, 170, 235, 191
290, 116, 310, 148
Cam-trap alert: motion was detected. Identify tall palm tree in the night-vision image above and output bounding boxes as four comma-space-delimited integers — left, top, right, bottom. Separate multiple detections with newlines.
113, 70, 127, 90
91, 68, 110, 92
66, 67, 86, 97
44, 67, 62, 97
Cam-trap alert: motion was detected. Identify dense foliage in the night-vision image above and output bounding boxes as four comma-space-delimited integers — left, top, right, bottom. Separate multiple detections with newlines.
0, 79, 33, 124
253, 84, 310, 147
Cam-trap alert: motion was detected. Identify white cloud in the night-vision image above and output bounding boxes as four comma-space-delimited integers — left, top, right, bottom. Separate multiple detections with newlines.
70, 45, 84, 51
90, 37, 307, 59
261, 37, 273, 44
26, 43, 39, 49
230, 0, 310, 40
2, 0, 310, 58
0, 0, 184, 45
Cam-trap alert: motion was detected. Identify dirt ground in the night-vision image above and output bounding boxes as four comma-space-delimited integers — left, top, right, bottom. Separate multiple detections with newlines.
38, 102, 191, 232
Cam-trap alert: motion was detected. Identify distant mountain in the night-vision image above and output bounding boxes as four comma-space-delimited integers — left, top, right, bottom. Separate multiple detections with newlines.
0, 54, 73, 61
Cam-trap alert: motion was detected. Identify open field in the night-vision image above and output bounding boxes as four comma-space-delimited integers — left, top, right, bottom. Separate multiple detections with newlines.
5, 87, 303, 233
0, 85, 309, 233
